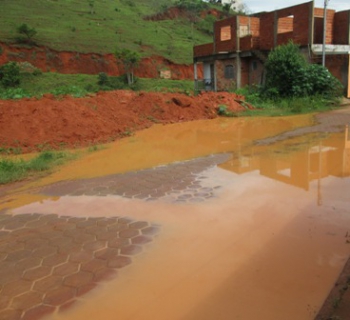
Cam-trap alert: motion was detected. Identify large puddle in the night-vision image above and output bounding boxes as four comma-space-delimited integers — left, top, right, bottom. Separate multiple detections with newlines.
1, 115, 350, 320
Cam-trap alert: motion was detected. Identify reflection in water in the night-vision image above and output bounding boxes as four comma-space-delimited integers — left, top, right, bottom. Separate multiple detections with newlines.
220, 126, 350, 206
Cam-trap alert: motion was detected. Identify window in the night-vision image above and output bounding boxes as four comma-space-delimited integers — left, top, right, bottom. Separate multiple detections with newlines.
224, 65, 234, 79
252, 60, 258, 71
220, 26, 231, 41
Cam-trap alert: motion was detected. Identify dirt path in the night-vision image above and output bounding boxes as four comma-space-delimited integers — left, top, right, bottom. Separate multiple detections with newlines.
0, 90, 247, 152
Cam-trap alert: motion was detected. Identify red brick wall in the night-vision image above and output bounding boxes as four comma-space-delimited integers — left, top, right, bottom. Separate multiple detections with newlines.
314, 17, 323, 44
277, 2, 313, 45
215, 59, 237, 91
249, 59, 264, 86
193, 43, 214, 58
240, 36, 252, 51
334, 11, 350, 44
277, 32, 294, 46
241, 59, 249, 86
250, 17, 260, 37
214, 17, 236, 53
238, 17, 260, 51
314, 8, 336, 44
278, 17, 293, 33
260, 2, 313, 49
326, 54, 350, 97
214, 58, 253, 90
260, 12, 275, 50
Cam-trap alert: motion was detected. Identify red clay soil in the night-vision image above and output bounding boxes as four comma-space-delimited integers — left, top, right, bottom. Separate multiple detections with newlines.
0, 42, 200, 79
0, 90, 248, 152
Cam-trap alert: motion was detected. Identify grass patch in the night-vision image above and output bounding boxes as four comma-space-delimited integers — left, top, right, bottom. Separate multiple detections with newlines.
0, 0, 218, 64
227, 87, 339, 117
0, 150, 74, 184
0, 72, 194, 99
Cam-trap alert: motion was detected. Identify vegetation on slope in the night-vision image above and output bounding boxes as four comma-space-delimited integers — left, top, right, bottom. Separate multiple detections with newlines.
0, 0, 229, 64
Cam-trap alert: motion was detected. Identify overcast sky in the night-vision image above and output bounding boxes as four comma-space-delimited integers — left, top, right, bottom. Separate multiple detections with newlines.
244, 0, 350, 13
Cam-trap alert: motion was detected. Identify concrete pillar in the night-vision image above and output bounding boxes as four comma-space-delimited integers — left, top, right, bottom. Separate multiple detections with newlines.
347, 55, 350, 98
194, 61, 198, 92
236, 54, 241, 89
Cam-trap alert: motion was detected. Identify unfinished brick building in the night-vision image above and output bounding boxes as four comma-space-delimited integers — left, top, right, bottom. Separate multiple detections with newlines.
193, 1, 350, 97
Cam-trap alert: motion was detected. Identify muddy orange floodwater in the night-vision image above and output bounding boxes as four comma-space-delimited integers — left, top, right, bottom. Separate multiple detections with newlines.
2, 115, 350, 320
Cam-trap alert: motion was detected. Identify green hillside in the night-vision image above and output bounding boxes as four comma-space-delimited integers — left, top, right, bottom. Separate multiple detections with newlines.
0, 0, 223, 64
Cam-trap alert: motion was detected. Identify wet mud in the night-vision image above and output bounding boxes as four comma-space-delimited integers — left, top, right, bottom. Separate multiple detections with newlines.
0, 113, 349, 320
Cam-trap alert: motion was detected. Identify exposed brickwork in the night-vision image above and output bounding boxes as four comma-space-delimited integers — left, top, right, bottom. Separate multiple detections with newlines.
215, 59, 236, 91
259, 12, 275, 50
334, 11, 350, 44
194, 1, 349, 96
215, 17, 236, 52
193, 43, 214, 58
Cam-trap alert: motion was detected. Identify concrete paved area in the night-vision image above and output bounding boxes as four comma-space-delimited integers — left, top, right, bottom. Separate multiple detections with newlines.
0, 213, 160, 320
0, 106, 349, 320
0, 154, 230, 320
256, 107, 350, 145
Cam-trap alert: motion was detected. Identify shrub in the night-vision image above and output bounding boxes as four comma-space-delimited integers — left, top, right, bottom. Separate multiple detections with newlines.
0, 62, 21, 87
305, 64, 343, 98
97, 72, 109, 86
0, 87, 31, 99
263, 41, 343, 99
51, 85, 88, 97
16, 23, 37, 44
264, 41, 308, 98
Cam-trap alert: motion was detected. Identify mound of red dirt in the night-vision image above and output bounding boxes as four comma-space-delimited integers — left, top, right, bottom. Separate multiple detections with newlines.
0, 90, 250, 152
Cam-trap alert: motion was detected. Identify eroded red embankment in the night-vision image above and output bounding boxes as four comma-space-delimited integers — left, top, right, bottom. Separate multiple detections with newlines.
0, 42, 201, 79
0, 90, 247, 152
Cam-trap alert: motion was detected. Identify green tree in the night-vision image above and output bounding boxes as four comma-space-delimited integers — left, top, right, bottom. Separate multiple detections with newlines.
0, 62, 21, 88
16, 23, 37, 44
114, 48, 141, 85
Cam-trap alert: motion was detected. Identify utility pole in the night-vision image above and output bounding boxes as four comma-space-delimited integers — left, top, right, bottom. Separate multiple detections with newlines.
322, 0, 330, 67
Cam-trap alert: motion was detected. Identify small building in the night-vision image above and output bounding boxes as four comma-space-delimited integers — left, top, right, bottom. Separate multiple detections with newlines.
193, 1, 350, 97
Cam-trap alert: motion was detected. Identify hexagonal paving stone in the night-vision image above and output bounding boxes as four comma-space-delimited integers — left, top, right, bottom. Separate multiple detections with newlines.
93, 267, 116, 282
5, 249, 31, 262
31, 246, 57, 259
131, 235, 153, 245
33, 275, 63, 293
22, 304, 56, 320
108, 238, 130, 249
23, 266, 52, 281
11, 291, 42, 311
0, 295, 11, 310
42, 253, 68, 267
118, 229, 139, 239
63, 271, 93, 288
53, 262, 79, 276
120, 245, 142, 256
44, 286, 76, 306
0, 309, 22, 320
107, 256, 132, 269
2, 280, 32, 297
83, 240, 107, 252
94, 248, 119, 260
81, 259, 107, 273
68, 250, 94, 263
0, 210, 161, 318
